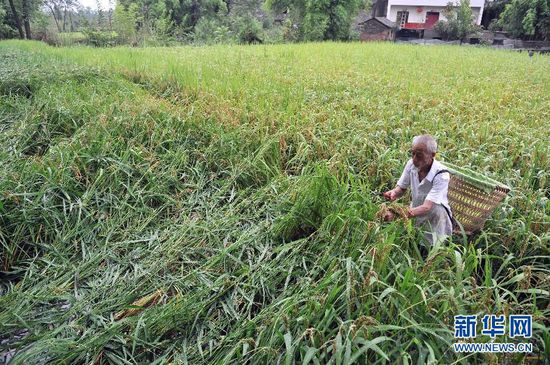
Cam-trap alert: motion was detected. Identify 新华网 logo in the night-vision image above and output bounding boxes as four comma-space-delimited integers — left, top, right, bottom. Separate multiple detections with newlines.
453, 314, 533, 353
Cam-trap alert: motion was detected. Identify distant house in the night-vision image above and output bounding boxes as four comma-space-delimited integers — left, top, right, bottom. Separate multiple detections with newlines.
357, 17, 397, 41
370, 0, 485, 36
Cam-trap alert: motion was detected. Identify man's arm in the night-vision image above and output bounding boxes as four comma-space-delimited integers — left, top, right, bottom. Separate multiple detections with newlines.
407, 200, 434, 218
408, 171, 450, 218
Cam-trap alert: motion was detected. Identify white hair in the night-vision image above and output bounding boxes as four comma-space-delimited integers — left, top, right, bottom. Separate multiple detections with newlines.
412, 135, 438, 153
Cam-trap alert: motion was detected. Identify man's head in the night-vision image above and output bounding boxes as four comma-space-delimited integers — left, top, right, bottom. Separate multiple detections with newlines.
411, 134, 437, 170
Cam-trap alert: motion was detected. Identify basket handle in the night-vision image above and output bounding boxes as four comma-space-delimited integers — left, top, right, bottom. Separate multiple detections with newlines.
430, 169, 460, 228
433, 169, 450, 179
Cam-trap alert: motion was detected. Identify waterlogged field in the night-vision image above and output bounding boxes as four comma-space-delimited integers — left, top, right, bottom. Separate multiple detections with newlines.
0, 40, 548, 363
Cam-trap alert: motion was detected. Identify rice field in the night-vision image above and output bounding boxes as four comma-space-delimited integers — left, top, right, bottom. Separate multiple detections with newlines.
0, 40, 549, 364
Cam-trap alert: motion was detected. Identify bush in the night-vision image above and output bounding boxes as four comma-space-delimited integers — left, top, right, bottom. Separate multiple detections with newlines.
262, 24, 285, 44
193, 17, 234, 45
434, 19, 460, 40
0, 23, 17, 40
236, 16, 263, 44
281, 19, 300, 42
82, 29, 118, 47
434, 0, 481, 41
487, 18, 502, 31
152, 17, 177, 45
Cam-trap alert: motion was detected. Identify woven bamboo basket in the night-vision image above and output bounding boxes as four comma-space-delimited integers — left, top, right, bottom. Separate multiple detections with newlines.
443, 162, 511, 235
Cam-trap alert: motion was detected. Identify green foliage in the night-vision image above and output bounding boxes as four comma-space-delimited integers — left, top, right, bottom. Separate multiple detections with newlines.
113, 2, 139, 44
487, 18, 502, 31
266, 0, 365, 41
262, 21, 285, 43
156, 0, 271, 45
82, 28, 117, 46
164, 0, 227, 32
193, 16, 233, 44
29, 10, 49, 40
280, 18, 299, 41
0, 2, 16, 39
302, 6, 329, 41
1, 0, 41, 39
434, 0, 481, 40
51, 31, 87, 46
499, 0, 550, 39
151, 16, 174, 43
481, 0, 508, 29
236, 15, 263, 43
363, 0, 373, 14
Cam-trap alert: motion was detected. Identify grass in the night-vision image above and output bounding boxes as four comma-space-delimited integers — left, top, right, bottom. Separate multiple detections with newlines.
0, 40, 548, 364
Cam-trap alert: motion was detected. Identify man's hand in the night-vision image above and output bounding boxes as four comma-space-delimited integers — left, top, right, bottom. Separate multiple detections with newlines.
383, 187, 403, 201
383, 190, 395, 201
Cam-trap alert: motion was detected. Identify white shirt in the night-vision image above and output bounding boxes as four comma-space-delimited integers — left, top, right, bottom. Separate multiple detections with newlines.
396, 158, 451, 211
396, 158, 453, 244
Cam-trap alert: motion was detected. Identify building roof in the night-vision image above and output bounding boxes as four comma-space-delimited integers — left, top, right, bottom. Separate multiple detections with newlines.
358, 17, 397, 29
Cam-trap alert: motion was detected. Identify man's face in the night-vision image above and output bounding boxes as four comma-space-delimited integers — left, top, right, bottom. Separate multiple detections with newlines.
411, 143, 435, 170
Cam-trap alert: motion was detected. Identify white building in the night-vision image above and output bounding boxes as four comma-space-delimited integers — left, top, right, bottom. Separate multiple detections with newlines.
371, 0, 485, 31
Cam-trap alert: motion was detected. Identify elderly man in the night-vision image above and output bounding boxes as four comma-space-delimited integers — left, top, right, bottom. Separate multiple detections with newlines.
383, 135, 453, 245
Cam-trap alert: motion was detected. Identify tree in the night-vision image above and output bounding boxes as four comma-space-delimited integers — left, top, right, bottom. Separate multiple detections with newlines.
1, 0, 44, 39
45, 0, 63, 32
6, 0, 25, 38
1, 2, 17, 38
480, 0, 509, 29
114, 1, 139, 43
107, 0, 113, 30
236, 15, 262, 43
22, 0, 32, 38
44, 0, 87, 35
434, 0, 481, 41
193, 16, 233, 43
96, 0, 105, 28
498, 0, 550, 39
163, 0, 226, 32
226, 0, 267, 43
265, 0, 364, 41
